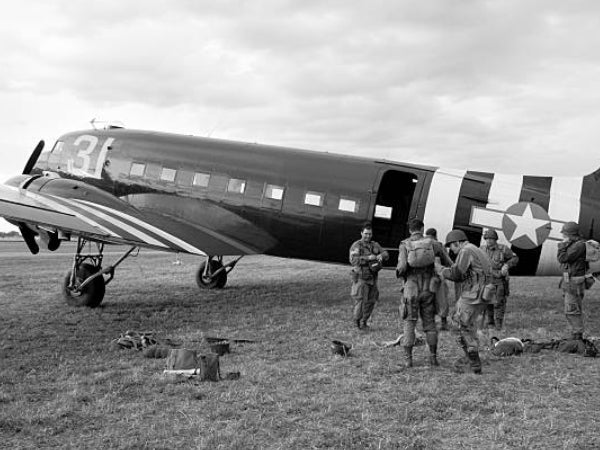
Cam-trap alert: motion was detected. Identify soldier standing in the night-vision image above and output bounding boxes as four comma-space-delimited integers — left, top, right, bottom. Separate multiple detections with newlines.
480, 229, 519, 330
349, 223, 389, 330
557, 221, 588, 340
441, 229, 490, 374
397, 219, 452, 368
425, 227, 454, 331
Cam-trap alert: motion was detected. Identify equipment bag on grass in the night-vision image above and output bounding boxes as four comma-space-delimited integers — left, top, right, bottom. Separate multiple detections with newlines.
166, 348, 198, 370
198, 353, 220, 381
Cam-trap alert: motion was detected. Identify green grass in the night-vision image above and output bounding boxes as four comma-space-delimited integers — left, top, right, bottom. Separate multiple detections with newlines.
1, 242, 600, 449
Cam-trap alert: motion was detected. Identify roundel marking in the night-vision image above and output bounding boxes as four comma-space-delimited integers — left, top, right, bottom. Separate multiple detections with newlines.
501, 202, 551, 249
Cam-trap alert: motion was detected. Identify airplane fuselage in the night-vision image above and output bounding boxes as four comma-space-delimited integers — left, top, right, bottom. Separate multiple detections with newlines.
29, 128, 600, 276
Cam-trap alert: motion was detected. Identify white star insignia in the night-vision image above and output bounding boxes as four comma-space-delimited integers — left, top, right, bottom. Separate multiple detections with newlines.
504, 203, 550, 246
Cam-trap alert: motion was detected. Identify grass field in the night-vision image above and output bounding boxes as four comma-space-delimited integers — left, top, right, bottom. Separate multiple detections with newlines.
1, 242, 600, 449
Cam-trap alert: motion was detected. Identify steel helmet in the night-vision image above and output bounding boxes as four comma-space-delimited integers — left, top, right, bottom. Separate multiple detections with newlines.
561, 221, 580, 235
445, 229, 468, 245
483, 229, 499, 240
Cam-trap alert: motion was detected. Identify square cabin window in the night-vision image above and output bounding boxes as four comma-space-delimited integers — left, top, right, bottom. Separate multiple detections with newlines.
130, 162, 146, 177
227, 178, 246, 194
304, 191, 324, 207
374, 205, 393, 219
339, 197, 358, 213
265, 184, 284, 200
160, 167, 176, 182
193, 172, 210, 187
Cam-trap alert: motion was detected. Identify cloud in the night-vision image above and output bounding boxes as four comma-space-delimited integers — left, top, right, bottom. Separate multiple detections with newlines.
2, 0, 600, 183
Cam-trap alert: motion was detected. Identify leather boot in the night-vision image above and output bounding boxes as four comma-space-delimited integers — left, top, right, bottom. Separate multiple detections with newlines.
428, 345, 439, 366
403, 346, 413, 368
467, 350, 482, 374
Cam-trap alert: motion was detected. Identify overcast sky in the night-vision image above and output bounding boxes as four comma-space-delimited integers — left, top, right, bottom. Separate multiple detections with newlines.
2, 1, 600, 232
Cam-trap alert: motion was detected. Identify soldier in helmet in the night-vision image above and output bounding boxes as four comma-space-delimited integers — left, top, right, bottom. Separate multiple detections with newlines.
397, 219, 452, 368
557, 221, 588, 340
349, 222, 389, 330
440, 229, 490, 374
480, 229, 519, 330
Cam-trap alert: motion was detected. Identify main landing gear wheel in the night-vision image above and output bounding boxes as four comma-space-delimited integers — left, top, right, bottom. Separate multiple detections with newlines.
196, 260, 227, 289
62, 237, 137, 308
63, 263, 106, 308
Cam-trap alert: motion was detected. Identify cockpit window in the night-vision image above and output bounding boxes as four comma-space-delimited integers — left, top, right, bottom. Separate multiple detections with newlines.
51, 141, 64, 153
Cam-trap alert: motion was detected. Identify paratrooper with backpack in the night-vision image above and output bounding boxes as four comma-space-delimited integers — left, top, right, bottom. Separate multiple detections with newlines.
441, 229, 495, 374
396, 218, 452, 368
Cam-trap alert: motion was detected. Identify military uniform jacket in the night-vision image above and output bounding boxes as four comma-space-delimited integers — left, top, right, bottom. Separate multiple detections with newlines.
481, 242, 519, 283
441, 243, 488, 305
557, 238, 587, 277
349, 239, 389, 284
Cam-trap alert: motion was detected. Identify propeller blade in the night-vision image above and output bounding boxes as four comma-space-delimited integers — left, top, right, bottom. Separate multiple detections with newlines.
23, 140, 45, 174
18, 223, 39, 254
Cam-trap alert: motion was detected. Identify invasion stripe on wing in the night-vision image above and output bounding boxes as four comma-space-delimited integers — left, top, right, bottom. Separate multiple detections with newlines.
16, 189, 121, 238
58, 199, 171, 249
75, 200, 207, 256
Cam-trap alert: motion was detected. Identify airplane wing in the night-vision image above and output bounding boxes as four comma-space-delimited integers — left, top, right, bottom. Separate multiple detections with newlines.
0, 183, 207, 255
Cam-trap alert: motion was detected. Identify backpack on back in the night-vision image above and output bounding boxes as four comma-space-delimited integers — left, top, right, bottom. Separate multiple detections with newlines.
586, 240, 600, 262
405, 238, 435, 268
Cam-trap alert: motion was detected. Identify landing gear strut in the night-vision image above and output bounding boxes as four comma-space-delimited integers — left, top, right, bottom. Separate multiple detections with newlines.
63, 237, 138, 307
195, 255, 243, 289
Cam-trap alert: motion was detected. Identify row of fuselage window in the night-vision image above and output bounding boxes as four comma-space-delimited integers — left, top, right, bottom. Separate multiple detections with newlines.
129, 162, 361, 214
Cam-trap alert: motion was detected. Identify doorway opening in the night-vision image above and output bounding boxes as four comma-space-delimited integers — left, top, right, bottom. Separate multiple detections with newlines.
372, 170, 418, 264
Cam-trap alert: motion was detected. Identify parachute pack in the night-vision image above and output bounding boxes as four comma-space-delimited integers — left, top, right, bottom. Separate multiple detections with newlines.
584, 239, 600, 276
586, 240, 600, 262
405, 238, 435, 268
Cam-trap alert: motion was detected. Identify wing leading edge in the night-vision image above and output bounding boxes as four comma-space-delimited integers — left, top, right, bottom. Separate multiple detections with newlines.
0, 184, 207, 255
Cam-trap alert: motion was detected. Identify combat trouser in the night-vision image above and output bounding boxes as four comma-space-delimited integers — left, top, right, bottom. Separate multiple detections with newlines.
401, 272, 438, 366
434, 279, 450, 318
402, 291, 438, 347
562, 278, 585, 335
351, 279, 379, 327
485, 280, 508, 329
453, 300, 486, 352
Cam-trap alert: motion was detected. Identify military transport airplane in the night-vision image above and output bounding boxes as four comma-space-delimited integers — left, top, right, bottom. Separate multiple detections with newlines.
0, 124, 598, 307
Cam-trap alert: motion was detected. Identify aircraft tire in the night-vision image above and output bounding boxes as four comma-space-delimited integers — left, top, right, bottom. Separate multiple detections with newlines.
196, 260, 227, 289
63, 263, 106, 308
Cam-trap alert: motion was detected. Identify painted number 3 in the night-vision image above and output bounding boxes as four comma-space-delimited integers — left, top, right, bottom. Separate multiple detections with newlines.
70, 135, 113, 179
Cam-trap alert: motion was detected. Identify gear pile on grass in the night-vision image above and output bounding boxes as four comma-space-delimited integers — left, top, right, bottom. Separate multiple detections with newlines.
110, 330, 176, 351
